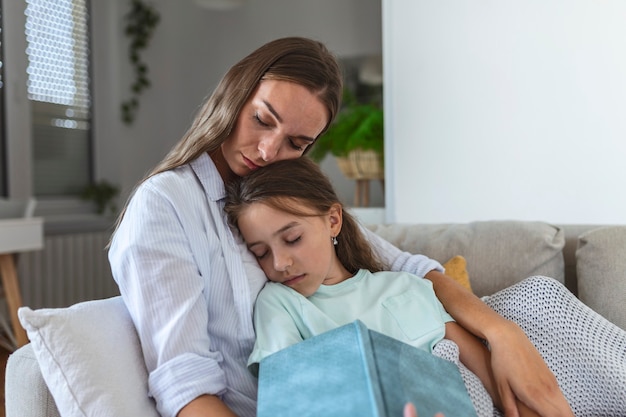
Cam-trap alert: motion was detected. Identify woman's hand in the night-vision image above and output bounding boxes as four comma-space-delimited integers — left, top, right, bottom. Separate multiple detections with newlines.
423, 270, 573, 417
486, 322, 574, 417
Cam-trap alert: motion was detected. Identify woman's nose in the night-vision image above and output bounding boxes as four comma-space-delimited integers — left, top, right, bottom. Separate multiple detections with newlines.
258, 135, 281, 162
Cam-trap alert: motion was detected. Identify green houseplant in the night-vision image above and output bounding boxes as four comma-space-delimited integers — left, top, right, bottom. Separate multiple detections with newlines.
308, 88, 384, 207
308, 89, 384, 181
309, 89, 384, 161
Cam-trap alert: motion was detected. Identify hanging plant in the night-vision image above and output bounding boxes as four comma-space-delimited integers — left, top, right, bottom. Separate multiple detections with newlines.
121, 0, 160, 125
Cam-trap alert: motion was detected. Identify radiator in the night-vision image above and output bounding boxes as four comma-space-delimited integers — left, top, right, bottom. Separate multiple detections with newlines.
16, 230, 120, 309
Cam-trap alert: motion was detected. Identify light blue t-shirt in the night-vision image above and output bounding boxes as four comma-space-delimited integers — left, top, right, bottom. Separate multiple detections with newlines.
249, 269, 454, 372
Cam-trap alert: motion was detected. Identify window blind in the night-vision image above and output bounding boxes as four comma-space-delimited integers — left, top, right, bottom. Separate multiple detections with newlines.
25, 0, 92, 196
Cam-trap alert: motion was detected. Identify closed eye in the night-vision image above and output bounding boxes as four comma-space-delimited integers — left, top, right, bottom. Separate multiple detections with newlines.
255, 112, 309, 152
288, 139, 304, 152
250, 248, 268, 259
254, 113, 270, 127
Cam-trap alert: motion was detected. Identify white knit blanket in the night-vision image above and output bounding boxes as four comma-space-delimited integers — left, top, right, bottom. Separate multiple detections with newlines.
433, 276, 626, 417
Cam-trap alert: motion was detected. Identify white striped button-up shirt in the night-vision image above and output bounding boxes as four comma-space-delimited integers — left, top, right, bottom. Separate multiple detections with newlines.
108, 152, 442, 417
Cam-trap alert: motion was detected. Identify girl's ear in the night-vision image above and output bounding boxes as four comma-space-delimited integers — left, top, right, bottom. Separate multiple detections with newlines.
328, 203, 343, 236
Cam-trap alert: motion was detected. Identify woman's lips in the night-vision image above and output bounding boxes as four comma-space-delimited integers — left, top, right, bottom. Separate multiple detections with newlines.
243, 156, 261, 170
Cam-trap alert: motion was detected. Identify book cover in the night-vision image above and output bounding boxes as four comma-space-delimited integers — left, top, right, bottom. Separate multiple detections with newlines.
257, 320, 478, 417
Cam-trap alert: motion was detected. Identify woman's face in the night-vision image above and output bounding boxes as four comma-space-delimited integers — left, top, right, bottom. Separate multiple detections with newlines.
218, 80, 328, 180
237, 200, 350, 297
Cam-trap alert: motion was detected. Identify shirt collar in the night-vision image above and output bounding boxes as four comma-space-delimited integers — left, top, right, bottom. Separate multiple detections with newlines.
190, 152, 226, 202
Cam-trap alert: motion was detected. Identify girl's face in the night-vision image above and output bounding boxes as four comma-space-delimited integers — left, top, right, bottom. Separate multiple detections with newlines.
217, 80, 328, 181
237, 200, 352, 297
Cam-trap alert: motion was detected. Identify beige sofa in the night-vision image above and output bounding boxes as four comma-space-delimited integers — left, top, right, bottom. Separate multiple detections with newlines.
6, 220, 626, 417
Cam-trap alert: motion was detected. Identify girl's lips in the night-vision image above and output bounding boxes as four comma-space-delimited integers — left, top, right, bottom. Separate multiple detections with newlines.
283, 274, 305, 286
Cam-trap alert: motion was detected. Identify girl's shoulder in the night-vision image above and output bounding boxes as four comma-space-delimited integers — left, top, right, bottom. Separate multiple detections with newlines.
259, 281, 302, 298
255, 282, 308, 311
367, 269, 434, 290
369, 269, 424, 281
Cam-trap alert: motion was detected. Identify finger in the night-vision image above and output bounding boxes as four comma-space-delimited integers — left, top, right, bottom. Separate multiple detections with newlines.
498, 384, 520, 417
403, 402, 417, 417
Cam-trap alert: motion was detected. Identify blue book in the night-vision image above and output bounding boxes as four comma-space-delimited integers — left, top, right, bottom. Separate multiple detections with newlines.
257, 320, 477, 417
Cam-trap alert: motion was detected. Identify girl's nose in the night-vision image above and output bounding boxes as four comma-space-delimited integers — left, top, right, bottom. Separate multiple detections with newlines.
273, 251, 292, 272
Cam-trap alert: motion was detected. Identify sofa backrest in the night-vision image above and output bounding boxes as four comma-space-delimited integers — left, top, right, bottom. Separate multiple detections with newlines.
367, 221, 565, 297
367, 221, 611, 298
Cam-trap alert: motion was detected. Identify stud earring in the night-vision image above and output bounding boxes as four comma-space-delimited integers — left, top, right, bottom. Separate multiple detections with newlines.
332, 236, 338, 246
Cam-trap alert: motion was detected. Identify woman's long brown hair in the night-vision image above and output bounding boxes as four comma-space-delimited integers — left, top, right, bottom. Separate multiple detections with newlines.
111, 37, 343, 237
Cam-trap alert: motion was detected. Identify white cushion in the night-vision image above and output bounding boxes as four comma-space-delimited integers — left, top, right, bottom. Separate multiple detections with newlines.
18, 296, 160, 417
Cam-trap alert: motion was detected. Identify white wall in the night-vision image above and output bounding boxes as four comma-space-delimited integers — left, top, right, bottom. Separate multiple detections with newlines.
92, 0, 383, 207
384, 0, 626, 224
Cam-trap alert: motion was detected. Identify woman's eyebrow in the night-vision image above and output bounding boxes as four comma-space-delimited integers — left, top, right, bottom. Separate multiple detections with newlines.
262, 101, 316, 143
263, 100, 283, 123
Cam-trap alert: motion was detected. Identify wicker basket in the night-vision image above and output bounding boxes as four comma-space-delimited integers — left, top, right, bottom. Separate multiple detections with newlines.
335, 149, 384, 180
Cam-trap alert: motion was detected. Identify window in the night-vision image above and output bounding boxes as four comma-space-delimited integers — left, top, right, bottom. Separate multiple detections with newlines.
0, 0, 92, 200
25, 0, 92, 196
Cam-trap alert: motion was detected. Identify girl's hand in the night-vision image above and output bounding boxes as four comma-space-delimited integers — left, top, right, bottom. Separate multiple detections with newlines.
487, 322, 574, 417
403, 403, 418, 417
403, 403, 445, 417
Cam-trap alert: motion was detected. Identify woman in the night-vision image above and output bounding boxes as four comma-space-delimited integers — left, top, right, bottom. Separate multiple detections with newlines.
108, 36, 571, 417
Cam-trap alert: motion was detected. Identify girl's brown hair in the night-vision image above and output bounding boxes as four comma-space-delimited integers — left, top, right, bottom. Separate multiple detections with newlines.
225, 157, 384, 274
113, 37, 343, 234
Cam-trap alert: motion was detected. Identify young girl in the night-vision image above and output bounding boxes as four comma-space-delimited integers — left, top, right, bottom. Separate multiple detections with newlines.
225, 157, 626, 417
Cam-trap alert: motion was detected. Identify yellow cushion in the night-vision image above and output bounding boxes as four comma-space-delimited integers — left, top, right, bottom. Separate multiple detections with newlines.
443, 255, 472, 293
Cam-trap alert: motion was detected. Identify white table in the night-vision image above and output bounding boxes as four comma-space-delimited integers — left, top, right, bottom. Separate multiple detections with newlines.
0, 217, 44, 348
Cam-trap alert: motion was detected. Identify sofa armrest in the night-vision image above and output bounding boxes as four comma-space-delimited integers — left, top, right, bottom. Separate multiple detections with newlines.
5, 343, 61, 417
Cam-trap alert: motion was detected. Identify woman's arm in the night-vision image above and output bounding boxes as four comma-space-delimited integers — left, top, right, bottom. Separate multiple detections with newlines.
427, 270, 572, 417
178, 395, 238, 417
110, 181, 230, 417
443, 321, 501, 408
445, 321, 542, 417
